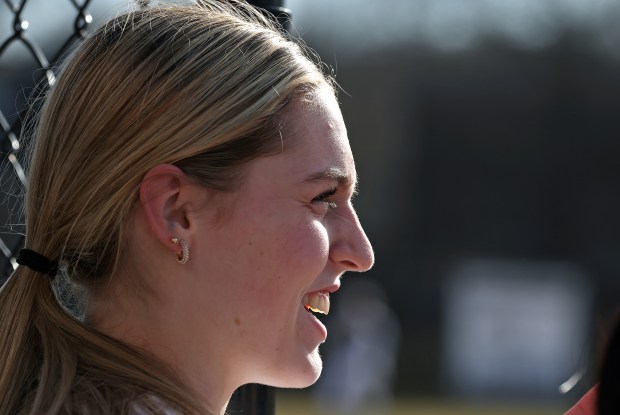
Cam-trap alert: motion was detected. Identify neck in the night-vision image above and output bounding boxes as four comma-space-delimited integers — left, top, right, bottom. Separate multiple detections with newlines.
87, 278, 238, 415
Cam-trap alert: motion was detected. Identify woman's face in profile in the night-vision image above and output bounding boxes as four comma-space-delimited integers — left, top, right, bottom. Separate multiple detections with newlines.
190, 86, 374, 388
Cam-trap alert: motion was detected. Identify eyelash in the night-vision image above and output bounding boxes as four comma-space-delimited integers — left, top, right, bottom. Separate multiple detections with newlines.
313, 187, 338, 209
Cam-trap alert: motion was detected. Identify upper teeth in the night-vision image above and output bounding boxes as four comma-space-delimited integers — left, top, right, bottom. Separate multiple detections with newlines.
303, 292, 330, 315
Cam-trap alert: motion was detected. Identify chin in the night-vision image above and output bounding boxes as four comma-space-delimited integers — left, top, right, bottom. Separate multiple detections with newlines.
265, 350, 324, 389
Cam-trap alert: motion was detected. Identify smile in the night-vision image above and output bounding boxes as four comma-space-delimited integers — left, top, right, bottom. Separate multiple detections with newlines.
302, 291, 330, 315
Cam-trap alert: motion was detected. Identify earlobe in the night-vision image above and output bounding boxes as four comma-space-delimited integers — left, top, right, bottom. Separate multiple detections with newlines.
139, 164, 191, 251
171, 237, 190, 264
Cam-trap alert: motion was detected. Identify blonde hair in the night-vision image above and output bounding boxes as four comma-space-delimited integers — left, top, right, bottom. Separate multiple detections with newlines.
0, 1, 331, 413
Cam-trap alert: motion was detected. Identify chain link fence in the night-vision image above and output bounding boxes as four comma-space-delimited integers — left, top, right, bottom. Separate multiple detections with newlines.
1, 1, 284, 412
1, 0, 104, 282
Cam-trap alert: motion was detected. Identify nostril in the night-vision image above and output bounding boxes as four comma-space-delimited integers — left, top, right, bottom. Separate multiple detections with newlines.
340, 259, 358, 269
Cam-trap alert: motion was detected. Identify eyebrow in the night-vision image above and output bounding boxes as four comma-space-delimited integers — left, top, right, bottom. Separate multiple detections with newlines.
303, 167, 357, 188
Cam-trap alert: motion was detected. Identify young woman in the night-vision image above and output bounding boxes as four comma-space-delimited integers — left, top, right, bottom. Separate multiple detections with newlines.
0, 1, 374, 414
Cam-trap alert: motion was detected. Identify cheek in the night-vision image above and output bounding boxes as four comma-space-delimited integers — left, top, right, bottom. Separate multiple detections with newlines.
243, 220, 329, 297
282, 222, 329, 271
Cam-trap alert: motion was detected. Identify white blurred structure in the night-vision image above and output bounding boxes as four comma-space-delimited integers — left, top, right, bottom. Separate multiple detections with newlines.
441, 258, 592, 398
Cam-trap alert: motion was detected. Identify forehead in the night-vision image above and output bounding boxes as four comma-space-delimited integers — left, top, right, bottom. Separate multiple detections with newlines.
283, 88, 357, 185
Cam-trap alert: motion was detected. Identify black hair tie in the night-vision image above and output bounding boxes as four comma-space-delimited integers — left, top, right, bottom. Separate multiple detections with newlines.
16, 249, 58, 280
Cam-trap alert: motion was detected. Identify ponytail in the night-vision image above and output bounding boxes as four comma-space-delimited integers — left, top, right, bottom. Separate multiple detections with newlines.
0, 268, 46, 413
1, 265, 206, 414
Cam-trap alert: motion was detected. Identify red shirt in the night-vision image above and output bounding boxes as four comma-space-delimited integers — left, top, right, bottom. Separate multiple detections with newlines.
565, 387, 598, 415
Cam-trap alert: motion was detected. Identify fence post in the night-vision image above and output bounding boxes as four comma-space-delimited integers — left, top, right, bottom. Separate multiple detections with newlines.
235, 1, 291, 412
249, 0, 292, 32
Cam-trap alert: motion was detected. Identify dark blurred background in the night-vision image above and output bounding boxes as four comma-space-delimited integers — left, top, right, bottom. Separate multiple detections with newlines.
3, 0, 620, 413
290, 0, 620, 410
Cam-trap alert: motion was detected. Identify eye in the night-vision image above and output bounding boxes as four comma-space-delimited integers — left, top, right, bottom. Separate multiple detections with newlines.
312, 187, 338, 213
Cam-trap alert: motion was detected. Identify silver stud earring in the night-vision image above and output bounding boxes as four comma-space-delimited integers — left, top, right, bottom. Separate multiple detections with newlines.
171, 237, 190, 265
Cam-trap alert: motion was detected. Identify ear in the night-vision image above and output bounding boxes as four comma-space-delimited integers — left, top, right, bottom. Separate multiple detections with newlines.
139, 164, 201, 251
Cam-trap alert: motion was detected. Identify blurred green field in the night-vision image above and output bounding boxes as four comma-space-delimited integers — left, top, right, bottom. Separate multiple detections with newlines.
276, 394, 565, 415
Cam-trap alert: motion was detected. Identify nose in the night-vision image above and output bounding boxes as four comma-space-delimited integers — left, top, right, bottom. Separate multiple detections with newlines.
329, 206, 375, 272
